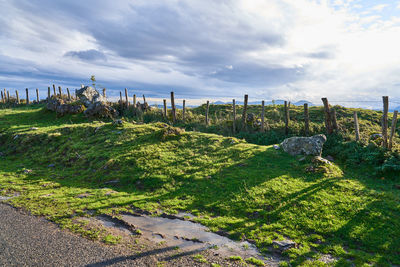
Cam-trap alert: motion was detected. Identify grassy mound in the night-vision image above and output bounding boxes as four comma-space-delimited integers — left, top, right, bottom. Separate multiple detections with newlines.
0, 105, 399, 266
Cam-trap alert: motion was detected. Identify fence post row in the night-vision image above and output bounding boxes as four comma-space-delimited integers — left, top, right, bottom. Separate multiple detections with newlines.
382, 96, 389, 149
170, 92, 176, 123
389, 110, 398, 150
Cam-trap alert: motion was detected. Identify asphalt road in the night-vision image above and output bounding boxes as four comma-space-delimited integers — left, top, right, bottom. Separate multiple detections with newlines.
0, 203, 153, 266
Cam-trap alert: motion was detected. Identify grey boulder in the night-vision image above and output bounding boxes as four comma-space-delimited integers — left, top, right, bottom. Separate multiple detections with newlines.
280, 134, 327, 156
76, 86, 106, 107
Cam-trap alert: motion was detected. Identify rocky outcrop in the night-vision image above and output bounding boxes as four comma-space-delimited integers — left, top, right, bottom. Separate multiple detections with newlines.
84, 101, 118, 118
46, 97, 84, 116
76, 86, 118, 118
280, 134, 327, 156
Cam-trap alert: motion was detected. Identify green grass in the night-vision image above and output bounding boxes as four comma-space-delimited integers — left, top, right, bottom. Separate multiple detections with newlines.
0, 105, 399, 266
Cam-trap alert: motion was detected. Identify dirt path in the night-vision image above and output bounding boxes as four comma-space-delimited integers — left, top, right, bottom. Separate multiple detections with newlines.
0, 203, 247, 266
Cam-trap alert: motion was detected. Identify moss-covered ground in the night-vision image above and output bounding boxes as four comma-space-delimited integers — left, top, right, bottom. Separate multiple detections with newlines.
0, 104, 399, 266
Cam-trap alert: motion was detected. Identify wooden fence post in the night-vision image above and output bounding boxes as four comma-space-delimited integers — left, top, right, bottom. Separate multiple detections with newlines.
1, 91, 3, 103
284, 101, 290, 135
232, 99, 236, 134
75, 89, 77, 99
143, 95, 146, 104
205, 100, 210, 126
26, 88, 29, 104
354, 111, 360, 141
36, 88, 39, 103
119, 91, 123, 110
133, 94, 137, 108
170, 92, 176, 123
58, 86, 62, 97
16, 90, 20, 104
261, 100, 265, 132
47, 87, 50, 100
7, 91, 10, 102
3, 89, 6, 102
242, 94, 248, 129
389, 110, 398, 150
304, 103, 310, 136
382, 96, 389, 149
67, 88, 71, 100
125, 88, 129, 107
331, 109, 338, 131
321, 98, 333, 134
182, 100, 186, 121
102, 88, 106, 98
163, 99, 167, 119
52, 84, 56, 96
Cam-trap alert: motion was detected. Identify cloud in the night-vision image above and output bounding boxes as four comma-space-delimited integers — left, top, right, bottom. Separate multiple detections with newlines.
64, 49, 107, 61
370, 4, 388, 12
0, 0, 400, 107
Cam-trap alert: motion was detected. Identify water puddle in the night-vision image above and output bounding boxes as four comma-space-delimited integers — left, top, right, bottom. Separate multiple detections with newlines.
114, 213, 281, 264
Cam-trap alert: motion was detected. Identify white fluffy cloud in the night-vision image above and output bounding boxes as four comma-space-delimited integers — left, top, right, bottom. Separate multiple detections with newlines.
0, 0, 400, 107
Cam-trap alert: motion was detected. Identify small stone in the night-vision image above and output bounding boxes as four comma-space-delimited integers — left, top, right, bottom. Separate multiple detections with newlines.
325, 155, 335, 162
13, 135, 19, 140
76, 193, 92, 199
23, 169, 32, 174
298, 156, 306, 162
113, 119, 124, 126
312, 156, 332, 165
273, 145, 280, 150
104, 179, 120, 184
30, 127, 39, 130
48, 164, 55, 168
370, 133, 382, 140
272, 239, 296, 252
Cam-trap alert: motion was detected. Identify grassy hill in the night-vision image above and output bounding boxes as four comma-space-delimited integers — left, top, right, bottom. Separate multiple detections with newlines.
0, 104, 399, 266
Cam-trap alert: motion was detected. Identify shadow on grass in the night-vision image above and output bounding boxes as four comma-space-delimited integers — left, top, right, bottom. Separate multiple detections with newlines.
0, 112, 399, 265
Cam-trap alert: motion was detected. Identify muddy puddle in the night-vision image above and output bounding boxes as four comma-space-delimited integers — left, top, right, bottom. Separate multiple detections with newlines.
97, 213, 281, 265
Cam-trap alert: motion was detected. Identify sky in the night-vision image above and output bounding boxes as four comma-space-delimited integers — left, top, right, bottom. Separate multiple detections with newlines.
1, 0, 400, 108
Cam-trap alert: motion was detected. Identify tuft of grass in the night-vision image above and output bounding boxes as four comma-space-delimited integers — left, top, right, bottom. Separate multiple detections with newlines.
227, 255, 243, 262
192, 254, 207, 263
102, 234, 122, 245
245, 257, 265, 266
